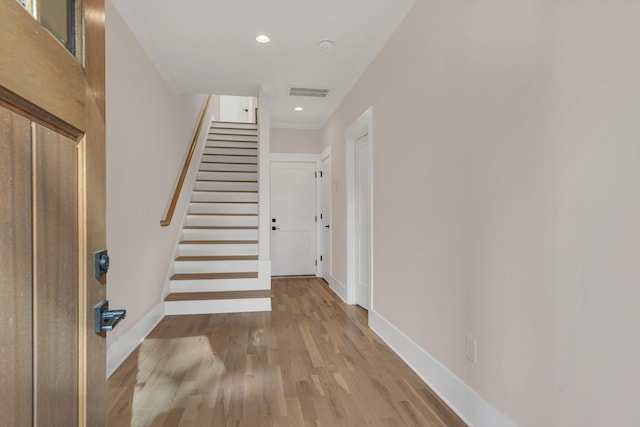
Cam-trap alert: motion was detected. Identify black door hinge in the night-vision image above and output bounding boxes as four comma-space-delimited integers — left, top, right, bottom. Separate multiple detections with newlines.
320, 255, 323, 261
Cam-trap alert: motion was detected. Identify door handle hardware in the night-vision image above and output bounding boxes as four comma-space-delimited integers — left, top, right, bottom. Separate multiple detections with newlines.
94, 300, 126, 334
272, 218, 276, 222
272, 226, 281, 230
94, 249, 110, 278
325, 225, 330, 228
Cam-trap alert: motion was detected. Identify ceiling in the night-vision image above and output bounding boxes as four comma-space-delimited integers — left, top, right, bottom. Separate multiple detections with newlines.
110, 0, 415, 129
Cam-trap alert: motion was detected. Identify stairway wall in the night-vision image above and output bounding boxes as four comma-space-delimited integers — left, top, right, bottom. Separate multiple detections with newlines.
105, 1, 210, 344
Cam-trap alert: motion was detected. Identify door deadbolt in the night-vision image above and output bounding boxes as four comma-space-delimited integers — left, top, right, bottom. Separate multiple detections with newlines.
94, 249, 110, 278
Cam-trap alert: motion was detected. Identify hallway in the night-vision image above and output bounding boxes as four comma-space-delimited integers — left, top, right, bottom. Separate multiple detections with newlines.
107, 278, 465, 426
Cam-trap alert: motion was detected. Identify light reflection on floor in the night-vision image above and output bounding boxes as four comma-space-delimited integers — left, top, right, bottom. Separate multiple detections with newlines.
130, 336, 224, 426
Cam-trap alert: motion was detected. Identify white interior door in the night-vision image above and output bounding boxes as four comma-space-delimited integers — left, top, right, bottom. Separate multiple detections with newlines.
271, 161, 317, 276
219, 95, 252, 122
321, 155, 331, 281
355, 134, 371, 309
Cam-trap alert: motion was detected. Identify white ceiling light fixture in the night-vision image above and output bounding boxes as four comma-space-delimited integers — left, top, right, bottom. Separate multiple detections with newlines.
294, 107, 304, 111
317, 40, 334, 51
256, 34, 270, 43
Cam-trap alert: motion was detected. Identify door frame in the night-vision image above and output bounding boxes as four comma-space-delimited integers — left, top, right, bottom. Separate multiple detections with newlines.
346, 107, 374, 308
319, 145, 332, 281
269, 153, 322, 276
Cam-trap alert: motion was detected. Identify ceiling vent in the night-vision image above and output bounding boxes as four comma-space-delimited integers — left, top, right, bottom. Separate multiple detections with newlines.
288, 87, 330, 98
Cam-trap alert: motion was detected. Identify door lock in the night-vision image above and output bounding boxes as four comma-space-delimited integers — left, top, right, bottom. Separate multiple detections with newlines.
94, 300, 126, 333
94, 249, 110, 278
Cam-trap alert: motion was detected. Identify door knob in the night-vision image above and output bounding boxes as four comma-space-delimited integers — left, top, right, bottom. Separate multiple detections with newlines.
325, 225, 330, 228
94, 300, 126, 333
272, 226, 281, 230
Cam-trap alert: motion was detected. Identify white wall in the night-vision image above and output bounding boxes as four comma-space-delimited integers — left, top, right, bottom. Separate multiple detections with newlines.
105, 1, 207, 343
270, 128, 322, 154
322, 0, 640, 425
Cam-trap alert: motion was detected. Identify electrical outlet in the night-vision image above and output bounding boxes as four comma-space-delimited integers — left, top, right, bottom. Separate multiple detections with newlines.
465, 335, 477, 364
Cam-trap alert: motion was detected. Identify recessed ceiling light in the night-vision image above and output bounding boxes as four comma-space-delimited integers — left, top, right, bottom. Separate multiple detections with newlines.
294, 107, 304, 111
318, 40, 334, 51
256, 35, 270, 43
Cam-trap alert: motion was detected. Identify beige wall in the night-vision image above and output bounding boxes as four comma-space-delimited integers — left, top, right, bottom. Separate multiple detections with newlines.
271, 128, 322, 154
105, 1, 206, 342
322, 0, 640, 425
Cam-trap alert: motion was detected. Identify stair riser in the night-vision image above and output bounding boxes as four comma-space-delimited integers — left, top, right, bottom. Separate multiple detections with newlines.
209, 126, 257, 135
174, 260, 258, 274
189, 203, 257, 214
199, 163, 257, 172
197, 171, 257, 181
207, 134, 257, 142
165, 298, 271, 315
170, 277, 267, 293
194, 181, 258, 191
182, 228, 258, 240
211, 123, 257, 130
201, 155, 257, 164
203, 147, 257, 156
191, 192, 258, 202
178, 243, 258, 256
186, 215, 258, 227
206, 141, 256, 149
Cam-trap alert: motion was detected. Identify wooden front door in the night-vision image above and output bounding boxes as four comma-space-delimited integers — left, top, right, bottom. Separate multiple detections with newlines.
0, 0, 107, 425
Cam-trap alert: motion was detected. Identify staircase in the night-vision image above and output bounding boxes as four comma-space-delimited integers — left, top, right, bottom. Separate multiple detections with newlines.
164, 121, 271, 315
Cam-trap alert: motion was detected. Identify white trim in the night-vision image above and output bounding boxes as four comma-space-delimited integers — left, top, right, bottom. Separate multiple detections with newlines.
106, 301, 165, 378
325, 274, 347, 302
258, 260, 271, 289
345, 107, 374, 308
258, 87, 272, 263
369, 311, 518, 427
319, 146, 331, 280
165, 298, 272, 315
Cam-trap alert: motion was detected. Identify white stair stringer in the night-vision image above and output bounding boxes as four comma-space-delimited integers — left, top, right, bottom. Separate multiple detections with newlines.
165, 120, 271, 315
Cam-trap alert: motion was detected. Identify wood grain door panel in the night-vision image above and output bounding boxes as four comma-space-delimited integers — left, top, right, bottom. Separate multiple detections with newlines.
0, 106, 33, 427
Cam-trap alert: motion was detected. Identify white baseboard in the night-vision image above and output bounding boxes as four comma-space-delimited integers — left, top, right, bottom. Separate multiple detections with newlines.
106, 301, 165, 378
369, 311, 517, 427
325, 274, 347, 302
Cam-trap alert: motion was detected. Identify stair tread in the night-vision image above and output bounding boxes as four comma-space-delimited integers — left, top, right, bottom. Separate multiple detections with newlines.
184, 226, 257, 229
204, 145, 257, 149
187, 213, 258, 216
170, 272, 258, 281
176, 255, 258, 261
165, 289, 270, 302
198, 170, 257, 173
204, 152, 258, 157
193, 190, 258, 193
180, 240, 259, 244
190, 201, 258, 204
196, 179, 258, 183
201, 161, 257, 165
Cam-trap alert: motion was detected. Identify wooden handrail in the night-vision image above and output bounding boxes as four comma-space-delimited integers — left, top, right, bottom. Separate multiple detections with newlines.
160, 95, 212, 227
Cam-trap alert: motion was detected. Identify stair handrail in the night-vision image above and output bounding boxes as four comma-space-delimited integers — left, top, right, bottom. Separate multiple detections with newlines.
160, 95, 212, 227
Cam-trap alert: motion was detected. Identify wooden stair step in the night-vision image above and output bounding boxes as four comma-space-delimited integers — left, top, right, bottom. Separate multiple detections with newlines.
196, 179, 258, 183
201, 161, 257, 165
170, 272, 258, 281
187, 212, 258, 216
191, 201, 257, 204
180, 240, 259, 244
165, 289, 271, 302
198, 169, 258, 173
202, 153, 257, 157
193, 190, 258, 193
184, 226, 257, 230
176, 255, 258, 262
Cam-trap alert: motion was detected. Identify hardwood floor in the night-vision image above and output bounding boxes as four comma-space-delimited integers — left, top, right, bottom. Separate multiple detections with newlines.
107, 277, 466, 427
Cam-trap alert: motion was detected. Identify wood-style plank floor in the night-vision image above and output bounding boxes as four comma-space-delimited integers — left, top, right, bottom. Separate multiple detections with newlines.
107, 277, 466, 427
